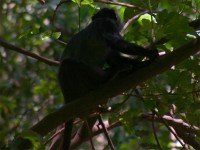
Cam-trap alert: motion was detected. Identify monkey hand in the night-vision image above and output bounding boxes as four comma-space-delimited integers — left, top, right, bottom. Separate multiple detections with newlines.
148, 49, 159, 60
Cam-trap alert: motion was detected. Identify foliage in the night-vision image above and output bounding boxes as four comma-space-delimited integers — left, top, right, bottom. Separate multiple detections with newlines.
0, 0, 200, 149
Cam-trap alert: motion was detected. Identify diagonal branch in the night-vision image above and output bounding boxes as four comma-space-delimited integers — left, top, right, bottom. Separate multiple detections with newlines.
16, 37, 200, 149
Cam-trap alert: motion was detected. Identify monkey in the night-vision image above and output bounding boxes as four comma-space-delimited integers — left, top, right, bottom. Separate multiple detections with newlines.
57, 8, 158, 150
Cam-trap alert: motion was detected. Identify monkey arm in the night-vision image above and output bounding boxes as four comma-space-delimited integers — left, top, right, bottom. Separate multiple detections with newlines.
116, 40, 158, 57
105, 33, 158, 59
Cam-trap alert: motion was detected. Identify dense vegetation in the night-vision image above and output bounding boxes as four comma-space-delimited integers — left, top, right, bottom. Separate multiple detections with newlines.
0, 0, 200, 149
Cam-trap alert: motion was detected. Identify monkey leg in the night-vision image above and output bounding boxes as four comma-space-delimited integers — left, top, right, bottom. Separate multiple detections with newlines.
58, 59, 108, 150
62, 119, 74, 150
70, 116, 98, 149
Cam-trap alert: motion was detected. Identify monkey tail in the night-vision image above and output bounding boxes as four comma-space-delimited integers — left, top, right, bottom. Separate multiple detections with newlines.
63, 119, 73, 150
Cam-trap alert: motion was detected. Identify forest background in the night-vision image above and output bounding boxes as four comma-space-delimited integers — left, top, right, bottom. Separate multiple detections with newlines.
0, 0, 200, 149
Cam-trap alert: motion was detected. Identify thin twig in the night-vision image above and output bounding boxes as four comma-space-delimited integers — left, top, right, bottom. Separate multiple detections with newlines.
97, 114, 115, 150
152, 110, 186, 149
52, 0, 71, 27
38, 0, 45, 4
121, 11, 148, 35
84, 118, 95, 150
44, 127, 64, 145
124, 89, 200, 97
94, 0, 145, 11
151, 112, 162, 150
148, 0, 156, 48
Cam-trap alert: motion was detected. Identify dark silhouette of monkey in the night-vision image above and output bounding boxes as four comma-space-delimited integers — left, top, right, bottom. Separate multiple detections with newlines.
58, 8, 158, 150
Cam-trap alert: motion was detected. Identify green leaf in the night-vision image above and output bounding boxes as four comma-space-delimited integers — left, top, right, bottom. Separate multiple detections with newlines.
41, 31, 51, 40
81, 0, 99, 9
138, 14, 152, 25
18, 30, 30, 39
72, 0, 81, 6
52, 32, 61, 39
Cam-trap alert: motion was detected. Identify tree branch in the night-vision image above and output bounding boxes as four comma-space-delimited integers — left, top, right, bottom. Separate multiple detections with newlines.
140, 113, 200, 149
71, 113, 200, 149
0, 38, 60, 66
16, 37, 200, 149
94, 0, 145, 11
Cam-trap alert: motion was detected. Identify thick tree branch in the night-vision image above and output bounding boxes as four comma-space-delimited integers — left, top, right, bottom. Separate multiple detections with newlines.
0, 38, 60, 66
16, 37, 200, 149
